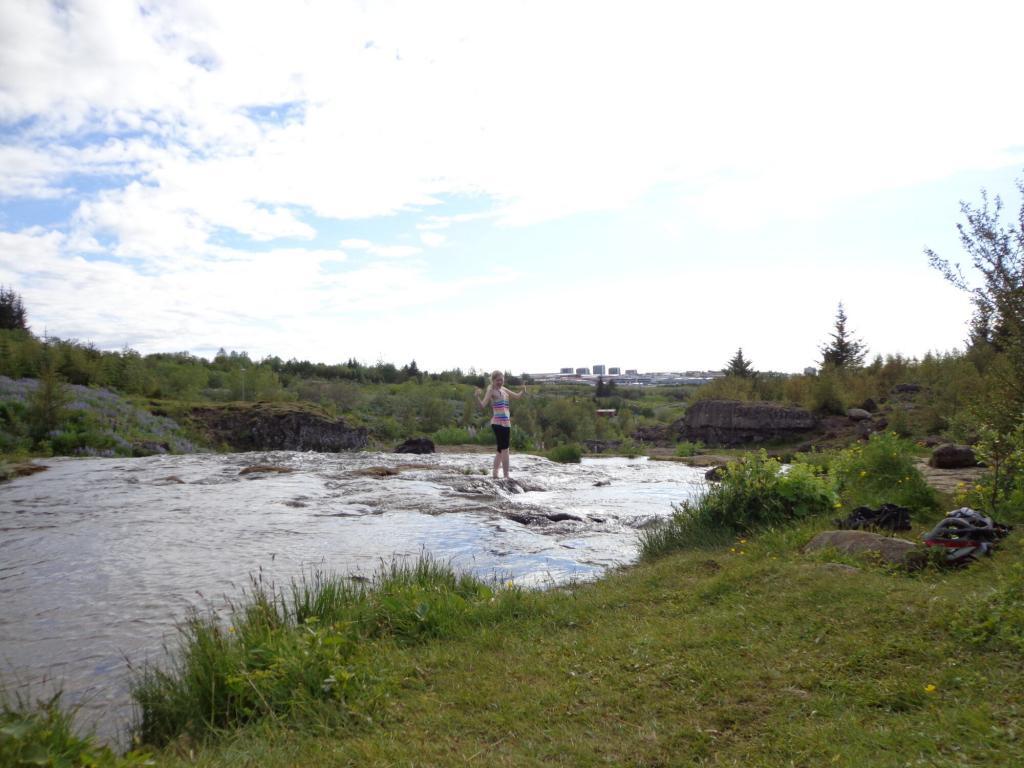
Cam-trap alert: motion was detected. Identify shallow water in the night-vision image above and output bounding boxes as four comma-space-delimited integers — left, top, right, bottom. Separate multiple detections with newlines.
0, 450, 704, 742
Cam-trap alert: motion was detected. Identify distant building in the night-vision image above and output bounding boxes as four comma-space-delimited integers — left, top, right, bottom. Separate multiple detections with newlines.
559, 367, 574, 374
803, 366, 817, 376
593, 364, 606, 376
625, 369, 638, 376
608, 367, 621, 375
575, 367, 590, 376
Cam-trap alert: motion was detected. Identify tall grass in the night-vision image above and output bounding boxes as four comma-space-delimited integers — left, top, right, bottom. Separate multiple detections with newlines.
0, 691, 150, 767
640, 451, 836, 559
131, 557, 531, 747
825, 432, 938, 514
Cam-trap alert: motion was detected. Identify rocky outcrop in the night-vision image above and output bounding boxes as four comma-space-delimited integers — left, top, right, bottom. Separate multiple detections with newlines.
189, 403, 367, 452
929, 443, 978, 469
679, 400, 816, 447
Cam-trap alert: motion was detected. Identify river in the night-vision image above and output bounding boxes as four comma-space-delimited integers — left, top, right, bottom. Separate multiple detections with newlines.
0, 450, 704, 742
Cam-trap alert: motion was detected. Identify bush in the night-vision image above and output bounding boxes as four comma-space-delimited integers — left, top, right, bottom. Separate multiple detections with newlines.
675, 440, 703, 457
432, 426, 473, 445
641, 452, 835, 558
546, 444, 582, 463
809, 373, 845, 415
829, 432, 937, 514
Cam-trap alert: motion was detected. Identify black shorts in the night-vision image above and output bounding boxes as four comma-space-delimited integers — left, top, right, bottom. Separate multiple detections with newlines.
492, 424, 511, 451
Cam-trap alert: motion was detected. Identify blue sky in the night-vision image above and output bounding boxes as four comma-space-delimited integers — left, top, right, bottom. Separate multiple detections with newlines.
1, 0, 1023, 374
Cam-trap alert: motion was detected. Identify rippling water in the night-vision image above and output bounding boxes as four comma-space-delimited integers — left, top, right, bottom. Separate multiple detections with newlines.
0, 450, 704, 742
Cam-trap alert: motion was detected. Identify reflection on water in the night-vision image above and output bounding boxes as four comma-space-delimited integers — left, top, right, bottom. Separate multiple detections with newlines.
0, 451, 704, 741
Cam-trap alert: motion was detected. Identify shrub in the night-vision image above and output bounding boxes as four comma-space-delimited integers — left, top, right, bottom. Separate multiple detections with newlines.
510, 425, 534, 451
675, 440, 703, 457
641, 452, 835, 558
809, 373, 845, 415
829, 432, 937, 514
432, 426, 473, 445
616, 438, 644, 458
955, 419, 1024, 521
546, 444, 582, 463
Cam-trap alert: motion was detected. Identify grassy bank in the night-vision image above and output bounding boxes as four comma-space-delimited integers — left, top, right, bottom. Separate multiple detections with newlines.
6, 437, 1022, 766
126, 516, 1023, 767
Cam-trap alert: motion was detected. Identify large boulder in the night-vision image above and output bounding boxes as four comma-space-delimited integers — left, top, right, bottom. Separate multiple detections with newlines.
189, 403, 368, 452
929, 443, 978, 469
680, 400, 816, 447
394, 437, 435, 454
803, 530, 918, 565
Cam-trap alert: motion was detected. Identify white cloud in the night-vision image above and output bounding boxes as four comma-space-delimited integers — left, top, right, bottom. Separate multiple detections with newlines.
1, 0, 1019, 368
419, 232, 446, 248
340, 239, 421, 258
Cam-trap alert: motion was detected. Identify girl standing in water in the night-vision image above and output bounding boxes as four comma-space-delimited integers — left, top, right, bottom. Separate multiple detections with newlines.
475, 370, 527, 479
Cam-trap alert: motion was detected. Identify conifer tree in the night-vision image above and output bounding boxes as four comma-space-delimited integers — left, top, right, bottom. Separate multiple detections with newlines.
0, 285, 28, 330
819, 303, 867, 369
724, 347, 754, 377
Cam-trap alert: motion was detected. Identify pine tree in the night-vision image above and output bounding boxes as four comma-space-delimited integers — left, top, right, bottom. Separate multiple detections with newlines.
0, 286, 28, 330
724, 347, 754, 377
819, 303, 867, 369
27, 358, 68, 444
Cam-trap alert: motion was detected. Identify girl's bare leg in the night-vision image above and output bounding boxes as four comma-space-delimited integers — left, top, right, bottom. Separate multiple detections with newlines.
501, 449, 510, 478
492, 451, 501, 478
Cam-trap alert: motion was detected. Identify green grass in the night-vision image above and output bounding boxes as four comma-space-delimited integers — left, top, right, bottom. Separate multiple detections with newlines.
135, 519, 1024, 767
1, 692, 151, 767
131, 558, 538, 747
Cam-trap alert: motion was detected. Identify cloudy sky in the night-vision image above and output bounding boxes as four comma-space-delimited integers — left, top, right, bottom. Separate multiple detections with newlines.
1, 0, 1022, 374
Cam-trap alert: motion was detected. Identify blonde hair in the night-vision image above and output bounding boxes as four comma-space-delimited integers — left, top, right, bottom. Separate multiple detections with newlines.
489, 370, 503, 392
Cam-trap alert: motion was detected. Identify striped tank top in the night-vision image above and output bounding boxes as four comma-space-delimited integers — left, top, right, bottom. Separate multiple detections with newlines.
491, 391, 511, 426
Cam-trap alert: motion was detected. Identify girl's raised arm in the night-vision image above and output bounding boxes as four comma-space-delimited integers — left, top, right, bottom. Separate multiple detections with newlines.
474, 385, 493, 408
509, 386, 527, 399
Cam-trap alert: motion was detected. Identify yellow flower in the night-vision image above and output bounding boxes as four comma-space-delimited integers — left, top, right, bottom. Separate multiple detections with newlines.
975, 485, 984, 492
924, 684, 937, 693
859, 470, 868, 478
739, 538, 747, 544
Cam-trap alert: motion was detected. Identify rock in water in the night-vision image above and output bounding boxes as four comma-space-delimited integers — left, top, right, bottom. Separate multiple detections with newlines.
394, 437, 436, 454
